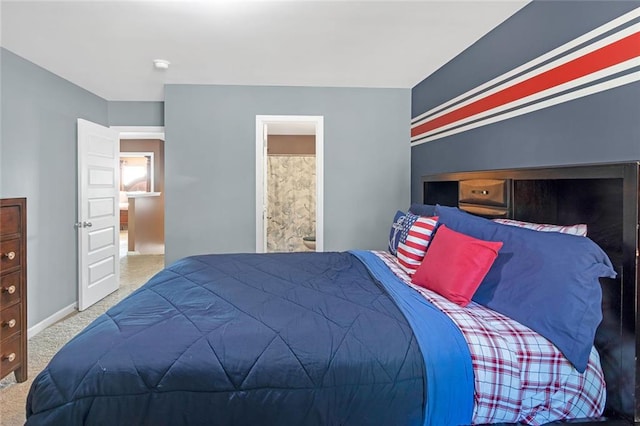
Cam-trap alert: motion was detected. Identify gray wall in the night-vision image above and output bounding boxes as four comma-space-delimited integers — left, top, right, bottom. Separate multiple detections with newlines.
164, 84, 410, 264
108, 101, 164, 126
410, 0, 640, 202
1, 48, 109, 327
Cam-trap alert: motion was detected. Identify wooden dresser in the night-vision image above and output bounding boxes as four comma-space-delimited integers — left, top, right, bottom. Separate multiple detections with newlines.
0, 198, 27, 382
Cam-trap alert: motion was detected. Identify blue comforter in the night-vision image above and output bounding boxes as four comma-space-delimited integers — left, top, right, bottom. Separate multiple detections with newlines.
26, 252, 472, 425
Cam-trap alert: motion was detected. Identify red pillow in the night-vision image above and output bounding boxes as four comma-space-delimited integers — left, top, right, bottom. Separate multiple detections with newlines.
411, 224, 503, 307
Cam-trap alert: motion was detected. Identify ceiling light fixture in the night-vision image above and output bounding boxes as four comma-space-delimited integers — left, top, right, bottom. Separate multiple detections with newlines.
153, 59, 170, 70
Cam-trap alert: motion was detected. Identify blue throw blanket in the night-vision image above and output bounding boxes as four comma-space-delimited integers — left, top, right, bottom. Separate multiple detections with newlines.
350, 251, 473, 425
26, 252, 473, 425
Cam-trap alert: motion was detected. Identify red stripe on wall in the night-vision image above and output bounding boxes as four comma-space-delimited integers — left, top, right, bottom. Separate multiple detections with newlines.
411, 31, 640, 138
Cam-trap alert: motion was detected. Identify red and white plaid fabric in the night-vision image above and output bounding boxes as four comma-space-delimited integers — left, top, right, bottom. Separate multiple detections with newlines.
374, 251, 606, 425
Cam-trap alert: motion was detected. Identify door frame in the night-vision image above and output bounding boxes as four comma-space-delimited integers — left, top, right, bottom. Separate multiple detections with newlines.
110, 126, 165, 141
255, 115, 324, 253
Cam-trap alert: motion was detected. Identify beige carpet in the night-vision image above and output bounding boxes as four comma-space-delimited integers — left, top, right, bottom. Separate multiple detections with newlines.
0, 254, 165, 426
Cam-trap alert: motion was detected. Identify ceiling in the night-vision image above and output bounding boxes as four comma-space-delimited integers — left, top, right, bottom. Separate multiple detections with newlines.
0, 0, 529, 102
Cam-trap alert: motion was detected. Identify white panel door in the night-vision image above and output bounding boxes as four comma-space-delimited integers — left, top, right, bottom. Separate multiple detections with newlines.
77, 119, 120, 311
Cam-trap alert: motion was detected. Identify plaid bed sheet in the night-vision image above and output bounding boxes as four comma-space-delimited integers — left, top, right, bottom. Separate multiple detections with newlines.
373, 251, 606, 425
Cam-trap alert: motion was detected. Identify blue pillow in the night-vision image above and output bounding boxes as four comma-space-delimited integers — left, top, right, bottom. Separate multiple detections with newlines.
388, 210, 406, 255
409, 203, 436, 217
435, 205, 616, 372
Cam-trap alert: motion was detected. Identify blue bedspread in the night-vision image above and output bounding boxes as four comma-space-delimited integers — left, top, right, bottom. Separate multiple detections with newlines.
26, 252, 472, 425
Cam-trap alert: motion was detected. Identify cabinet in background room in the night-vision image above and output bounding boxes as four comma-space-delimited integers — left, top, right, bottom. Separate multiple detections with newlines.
0, 198, 27, 382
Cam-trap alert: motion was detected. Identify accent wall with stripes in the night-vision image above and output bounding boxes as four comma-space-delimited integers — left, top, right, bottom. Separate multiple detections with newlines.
410, 0, 640, 202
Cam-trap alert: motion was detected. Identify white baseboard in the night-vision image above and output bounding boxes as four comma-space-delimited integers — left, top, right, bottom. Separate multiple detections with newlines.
28, 302, 78, 340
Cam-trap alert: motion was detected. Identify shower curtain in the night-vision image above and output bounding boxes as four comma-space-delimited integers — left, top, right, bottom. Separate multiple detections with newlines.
266, 155, 316, 252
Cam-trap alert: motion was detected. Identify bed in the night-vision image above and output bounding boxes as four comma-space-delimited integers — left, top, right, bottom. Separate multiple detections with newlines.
25, 162, 640, 425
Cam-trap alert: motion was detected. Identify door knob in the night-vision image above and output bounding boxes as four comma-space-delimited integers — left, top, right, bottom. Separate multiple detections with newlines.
1, 251, 15, 260
74, 221, 93, 228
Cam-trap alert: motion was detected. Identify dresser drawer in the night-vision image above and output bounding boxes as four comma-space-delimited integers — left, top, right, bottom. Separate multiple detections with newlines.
0, 205, 21, 238
0, 333, 23, 379
0, 239, 21, 271
0, 304, 21, 341
459, 179, 509, 207
0, 271, 21, 309
459, 204, 509, 218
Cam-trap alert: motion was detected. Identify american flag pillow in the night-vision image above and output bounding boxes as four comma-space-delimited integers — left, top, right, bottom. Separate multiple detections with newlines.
396, 213, 438, 275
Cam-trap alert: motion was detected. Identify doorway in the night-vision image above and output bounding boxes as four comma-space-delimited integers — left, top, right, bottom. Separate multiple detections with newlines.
255, 116, 324, 253
111, 126, 165, 257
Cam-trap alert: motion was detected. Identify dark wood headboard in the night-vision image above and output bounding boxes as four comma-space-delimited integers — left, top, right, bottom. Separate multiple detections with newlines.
421, 162, 639, 424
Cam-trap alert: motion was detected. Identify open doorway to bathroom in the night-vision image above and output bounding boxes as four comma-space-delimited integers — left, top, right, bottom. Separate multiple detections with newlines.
255, 116, 324, 253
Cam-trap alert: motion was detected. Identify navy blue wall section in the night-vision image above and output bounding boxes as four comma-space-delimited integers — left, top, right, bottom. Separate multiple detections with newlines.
410, 0, 640, 202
